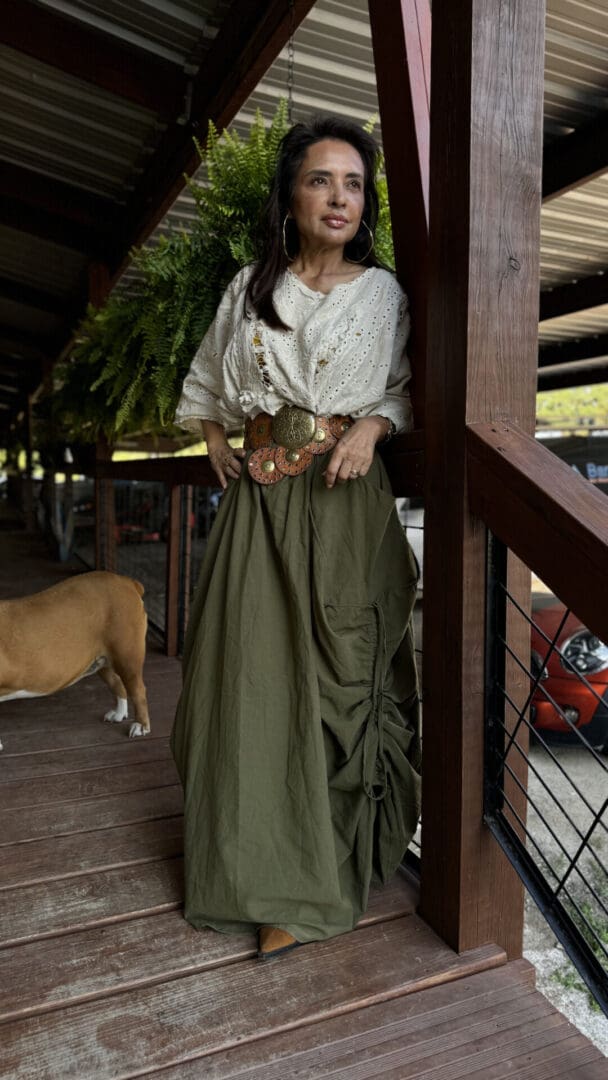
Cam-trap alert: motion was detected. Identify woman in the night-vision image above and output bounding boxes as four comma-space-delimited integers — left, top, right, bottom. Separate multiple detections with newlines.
171, 116, 421, 960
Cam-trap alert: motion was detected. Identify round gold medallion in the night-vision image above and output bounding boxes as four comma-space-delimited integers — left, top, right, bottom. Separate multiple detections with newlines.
272, 405, 316, 449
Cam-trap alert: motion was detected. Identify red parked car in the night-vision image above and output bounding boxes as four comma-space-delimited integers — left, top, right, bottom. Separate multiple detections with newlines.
531, 602, 608, 754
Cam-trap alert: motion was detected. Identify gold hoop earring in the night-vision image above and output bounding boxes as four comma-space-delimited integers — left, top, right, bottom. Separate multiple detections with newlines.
345, 219, 375, 264
282, 214, 296, 262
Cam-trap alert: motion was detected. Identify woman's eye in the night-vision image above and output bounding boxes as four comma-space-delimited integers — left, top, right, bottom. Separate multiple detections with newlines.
348, 180, 362, 189
311, 176, 326, 185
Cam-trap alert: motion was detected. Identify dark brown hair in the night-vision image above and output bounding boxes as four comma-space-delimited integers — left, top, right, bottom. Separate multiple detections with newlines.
246, 115, 383, 330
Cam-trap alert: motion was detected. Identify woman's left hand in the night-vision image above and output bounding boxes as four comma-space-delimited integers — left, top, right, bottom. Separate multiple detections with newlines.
323, 416, 390, 488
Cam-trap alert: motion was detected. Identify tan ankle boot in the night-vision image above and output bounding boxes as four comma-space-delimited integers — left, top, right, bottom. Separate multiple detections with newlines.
257, 926, 301, 960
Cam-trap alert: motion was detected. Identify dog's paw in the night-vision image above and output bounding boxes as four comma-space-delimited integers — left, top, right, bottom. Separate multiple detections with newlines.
104, 698, 129, 724
129, 722, 149, 738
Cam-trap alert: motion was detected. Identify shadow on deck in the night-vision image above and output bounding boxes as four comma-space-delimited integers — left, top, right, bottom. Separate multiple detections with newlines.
0, 511, 605, 1078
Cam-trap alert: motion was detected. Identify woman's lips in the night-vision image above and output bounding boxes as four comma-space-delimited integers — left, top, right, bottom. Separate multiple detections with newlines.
322, 216, 348, 228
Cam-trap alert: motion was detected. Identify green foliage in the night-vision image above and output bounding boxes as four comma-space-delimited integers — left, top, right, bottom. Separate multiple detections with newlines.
536, 385, 608, 429
51, 101, 396, 444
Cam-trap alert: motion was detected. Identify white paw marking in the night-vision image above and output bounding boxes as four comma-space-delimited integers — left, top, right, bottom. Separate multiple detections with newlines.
129, 722, 148, 738
104, 697, 129, 724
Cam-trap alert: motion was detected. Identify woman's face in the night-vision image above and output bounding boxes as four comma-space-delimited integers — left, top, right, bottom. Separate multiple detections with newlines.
289, 138, 366, 254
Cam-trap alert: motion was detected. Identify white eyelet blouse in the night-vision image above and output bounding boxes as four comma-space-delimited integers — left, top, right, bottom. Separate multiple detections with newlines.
175, 264, 413, 435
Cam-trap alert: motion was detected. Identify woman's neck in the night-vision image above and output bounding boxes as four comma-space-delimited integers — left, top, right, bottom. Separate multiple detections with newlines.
290, 245, 365, 292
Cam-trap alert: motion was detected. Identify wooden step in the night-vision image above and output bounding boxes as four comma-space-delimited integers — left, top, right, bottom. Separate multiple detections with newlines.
0, 874, 417, 1023
0, 916, 505, 1079
0, 858, 184, 947
0, 784, 183, 844
0, 817, 184, 889
131, 961, 604, 1080
0, 758, 179, 811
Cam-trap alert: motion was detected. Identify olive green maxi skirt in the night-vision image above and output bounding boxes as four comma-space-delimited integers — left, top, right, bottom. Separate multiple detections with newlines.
170, 452, 421, 943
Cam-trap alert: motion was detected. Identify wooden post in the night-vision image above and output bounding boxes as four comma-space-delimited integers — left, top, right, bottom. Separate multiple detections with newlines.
419, 0, 545, 957
22, 393, 35, 531
165, 484, 182, 657
89, 262, 117, 572
368, 0, 430, 427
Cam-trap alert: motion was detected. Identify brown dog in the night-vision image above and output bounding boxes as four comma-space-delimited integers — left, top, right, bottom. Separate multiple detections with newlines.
0, 572, 150, 750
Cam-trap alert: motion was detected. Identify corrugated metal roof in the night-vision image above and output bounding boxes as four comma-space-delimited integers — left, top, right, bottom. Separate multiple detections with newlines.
36, 0, 227, 65
545, 0, 608, 138
0, 42, 162, 199
0, 226, 87, 298
540, 173, 608, 288
539, 301, 608, 343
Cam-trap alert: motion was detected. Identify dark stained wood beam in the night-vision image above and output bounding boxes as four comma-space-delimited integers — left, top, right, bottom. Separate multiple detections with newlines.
421, 0, 545, 958
539, 273, 608, 322
538, 333, 608, 368
0, 163, 124, 260
538, 364, 608, 391
1, 0, 186, 117
543, 114, 608, 201
467, 420, 608, 644
369, 0, 431, 429
0, 277, 65, 316
114, 0, 317, 275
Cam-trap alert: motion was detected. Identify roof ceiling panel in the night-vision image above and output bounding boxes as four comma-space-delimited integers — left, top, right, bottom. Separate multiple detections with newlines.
35, 0, 229, 64
0, 226, 87, 297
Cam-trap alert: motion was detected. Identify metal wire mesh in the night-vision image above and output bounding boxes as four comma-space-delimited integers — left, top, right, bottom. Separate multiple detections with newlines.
484, 532, 608, 1015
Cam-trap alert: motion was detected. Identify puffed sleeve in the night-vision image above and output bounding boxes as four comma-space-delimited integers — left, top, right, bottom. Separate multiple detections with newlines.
174, 267, 251, 433
351, 284, 414, 434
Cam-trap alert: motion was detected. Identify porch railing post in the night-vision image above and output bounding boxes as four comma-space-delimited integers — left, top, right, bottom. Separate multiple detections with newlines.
419, 0, 546, 957
165, 484, 182, 657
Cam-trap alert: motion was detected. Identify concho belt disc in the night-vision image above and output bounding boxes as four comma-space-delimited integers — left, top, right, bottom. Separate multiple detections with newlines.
271, 405, 316, 450
247, 448, 283, 484
275, 446, 314, 476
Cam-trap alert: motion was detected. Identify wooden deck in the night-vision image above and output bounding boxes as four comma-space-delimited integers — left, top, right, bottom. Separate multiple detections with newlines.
0, 517, 605, 1078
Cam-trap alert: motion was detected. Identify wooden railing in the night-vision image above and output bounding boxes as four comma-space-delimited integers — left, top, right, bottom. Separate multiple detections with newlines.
467, 419, 608, 644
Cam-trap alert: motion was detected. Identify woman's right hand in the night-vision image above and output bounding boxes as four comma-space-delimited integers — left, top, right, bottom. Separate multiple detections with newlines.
207, 441, 246, 490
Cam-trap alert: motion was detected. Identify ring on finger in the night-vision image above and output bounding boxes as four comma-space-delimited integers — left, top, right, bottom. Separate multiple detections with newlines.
350, 470, 359, 478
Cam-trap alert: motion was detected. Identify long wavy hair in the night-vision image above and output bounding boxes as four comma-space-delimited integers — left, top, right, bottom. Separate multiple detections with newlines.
246, 116, 384, 330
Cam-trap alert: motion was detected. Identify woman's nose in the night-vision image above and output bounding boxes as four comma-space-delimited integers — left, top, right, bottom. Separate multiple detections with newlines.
329, 185, 347, 206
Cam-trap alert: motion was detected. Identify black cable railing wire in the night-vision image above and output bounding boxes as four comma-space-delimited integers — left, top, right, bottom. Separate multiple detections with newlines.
484, 532, 608, 1016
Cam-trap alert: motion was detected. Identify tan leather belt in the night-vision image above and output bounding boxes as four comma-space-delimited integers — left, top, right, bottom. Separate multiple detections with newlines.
245, 406, 353, 485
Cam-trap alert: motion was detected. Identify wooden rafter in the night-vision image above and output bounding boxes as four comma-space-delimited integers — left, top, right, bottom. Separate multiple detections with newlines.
114, 0, 317, 276
1, 0, 187, 117
0, 163, 124, 259
538, 364, 608, 391
543, 113, 608, 201
539, 273, 608, 321
0, 277, 66, 317
368, 0, 431, 429
538, 333, 608, 368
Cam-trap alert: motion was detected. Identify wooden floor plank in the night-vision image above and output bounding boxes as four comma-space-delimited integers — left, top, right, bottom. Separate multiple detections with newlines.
465, 1039, 608, 1080
1, 758, 178, 811
137, 963, 538, 1079
0, 917, 505, 1080
0, 785, 184, 845
0, 817, 183, 889
0, 858, 184, 947
0, 738, 172, 781
0, 875, 416, 1023
326, 1015, 573, 1079
0, 720, 172, 757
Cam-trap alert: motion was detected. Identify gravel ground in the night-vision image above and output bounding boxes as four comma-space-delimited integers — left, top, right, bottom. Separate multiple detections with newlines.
523, 742, 607, 1055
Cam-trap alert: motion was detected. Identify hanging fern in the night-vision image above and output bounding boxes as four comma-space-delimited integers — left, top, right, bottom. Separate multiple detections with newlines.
51, 101, 394, 444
